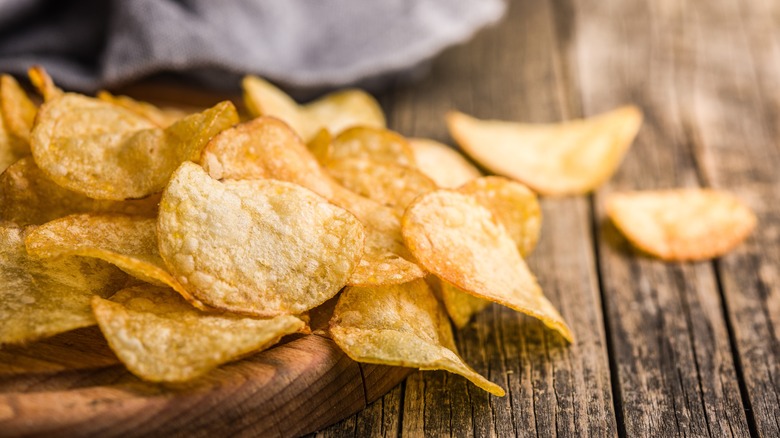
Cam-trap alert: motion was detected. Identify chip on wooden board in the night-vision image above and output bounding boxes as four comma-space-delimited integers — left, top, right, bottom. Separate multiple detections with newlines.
24, 213, 200, 307
0, 224, 127, 345
606, 189, 757, 261
31, 94, 238, 200
158, 162, 365, 316
92, 284, 305, 382
330, 279, 505, 396
0, 158, 160, 226
447, 106, 642, 196
243, 75, 385, 142
402, 190, 572, 341
409, 138, 482, 189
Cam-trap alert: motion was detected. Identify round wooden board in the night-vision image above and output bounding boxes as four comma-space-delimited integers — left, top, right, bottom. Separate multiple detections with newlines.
0, 328, 412, 437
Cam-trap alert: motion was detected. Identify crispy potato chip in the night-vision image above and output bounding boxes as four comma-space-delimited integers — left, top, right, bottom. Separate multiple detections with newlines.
97, 91, 188, 127
606, 189, 757, 260
409, 138, 482, 188
327, 159, 437, 211
427, 275, 490, 329
31, 94, 238, 200
447, 106, 642, 196
402, 190, 572, 341
330, 279, 505, 396
28, 66, 63, 102
158, 162, 365, 316
24, 213, 199, 306
200, 117, 425, 286
0, 157, 159, 226
458, 176, 541, 257
243, 75, 385, 141
93, 284, 305, 382
323, 126, 415, 168
1, 74, 37, 155
0, 224, 127, 345
306, 128, 332, 163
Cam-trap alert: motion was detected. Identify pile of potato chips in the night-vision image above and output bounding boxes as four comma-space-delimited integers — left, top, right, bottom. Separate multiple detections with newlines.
0, 68, 755, 396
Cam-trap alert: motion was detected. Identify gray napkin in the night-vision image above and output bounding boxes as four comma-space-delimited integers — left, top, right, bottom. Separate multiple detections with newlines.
0, 0, 505, 94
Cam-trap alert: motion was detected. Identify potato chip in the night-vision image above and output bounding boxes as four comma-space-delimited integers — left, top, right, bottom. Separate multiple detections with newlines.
92, 284, 305, 382
458, 176, 541, 257
306, 128, 332, 163
243, 75, 385, 142
158, 162, 365, 316
200, 117, 425, 286
330, 279, 505, 396
0, 158, 159, 226
24, 213, 200, 306
31, 94, 238, 200
323, 126, 416, 168
409, 138, 481, 188
402, 190, 572, 341
606, 189, 757, 261
0, 121, 16, 172
1, 74, 37, 155
0, 224, 127, 345
447, 106, 642, 196
97, 91, 187, 127
427, 275, 490, 329
27, 66, 63, 102
327, 159, 437, 211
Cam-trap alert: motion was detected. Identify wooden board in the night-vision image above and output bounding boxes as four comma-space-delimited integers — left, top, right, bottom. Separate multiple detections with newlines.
0, 328, 411, 437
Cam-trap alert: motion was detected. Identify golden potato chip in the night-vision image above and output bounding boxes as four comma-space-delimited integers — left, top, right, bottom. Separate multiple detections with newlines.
458, 176, 541, 257
327, 159, 436, 211
0, 157, 159, 226
27, 66, 63, 101
242, 75, 385, 141
31, 94, 238, 200
200, 117, 425, 286
158, 162, 365, 316
330, 279, 505, 396
24, 213, 199, 306
427, 276, 491, 329
306, 128, 332, 164
447, 106, 642, 196
409, 138, 481, 188
323, 126, 415, 168
97, 91, 187, 127
0, 224, 126, 345
606, 189, 757, 261
1, 74, 37, 155
92, 284, 305, 382
402, 190, 572, 341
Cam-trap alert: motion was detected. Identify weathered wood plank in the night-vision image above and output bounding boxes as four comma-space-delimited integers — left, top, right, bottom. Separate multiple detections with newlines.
566, 0, 752, 436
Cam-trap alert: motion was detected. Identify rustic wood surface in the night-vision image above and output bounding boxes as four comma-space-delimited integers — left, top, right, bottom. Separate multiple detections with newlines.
313, 0, 779, 436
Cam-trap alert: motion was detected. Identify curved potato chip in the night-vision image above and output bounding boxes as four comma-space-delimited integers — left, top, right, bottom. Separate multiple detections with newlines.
606, 189, 757, 261
24, 213, 199, 306
429, 276, 491, 329
1, 74, 36, 155
31, 94, 238, 200
158, 162, 365, 316
0, 224, 126, 345
28, 66, 63, 102
330, 279, 504, 396
409, 138, 482, 188
93, 285, 305, 382
458, 176, 541, 257
242, 75, 385, 141
402, 190, 572, 341
447, 106, 642, 196
307, 128, 332, 164
327, 159, 437, 211
0, 158, 159, 226
200, 117, 425, 286
97, 91, 187, 127
323, 126, 415, 168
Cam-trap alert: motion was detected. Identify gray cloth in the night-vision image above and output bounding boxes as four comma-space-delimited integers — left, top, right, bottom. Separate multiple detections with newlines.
0, 0, 505, 94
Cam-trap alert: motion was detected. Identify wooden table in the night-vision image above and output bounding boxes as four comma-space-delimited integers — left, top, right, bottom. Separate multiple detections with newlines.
306, 0, 780, 436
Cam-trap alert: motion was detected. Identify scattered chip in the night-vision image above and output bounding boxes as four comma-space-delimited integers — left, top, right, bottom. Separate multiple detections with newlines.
0, 224, 127, 345
402, 190, 572, 341
0, 157, 160, 226
1, 74, 36, 155
92, 284, 305, 382
606, 189, 757, 260
97, 91, 188, 127
243, 75, 385, 142
27, 66, 63, 101
409, 138, 481, 188
24, 213, 200, 307
158, 162, 365, 316
31, 94, 238, 200
330, 279, 505, 396
447, 106, 642, 196
458, 176, 541, 257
